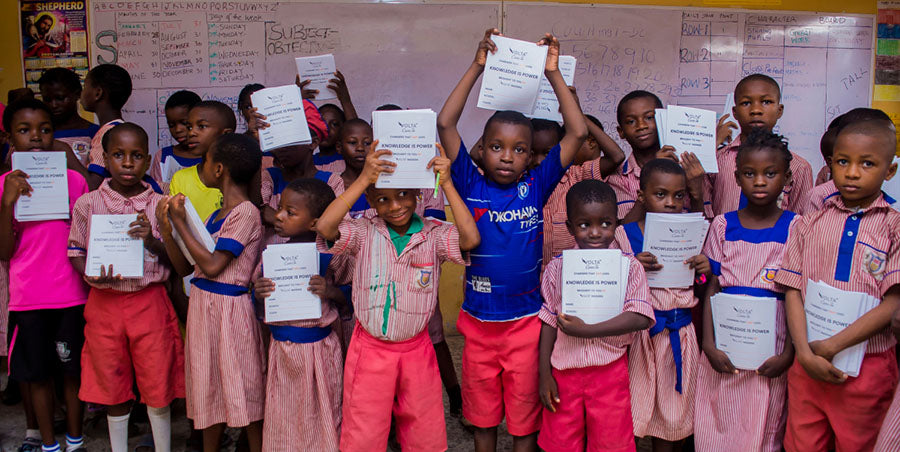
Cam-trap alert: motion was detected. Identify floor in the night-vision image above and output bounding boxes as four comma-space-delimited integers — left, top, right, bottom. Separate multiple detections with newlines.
0, 334, 655, 451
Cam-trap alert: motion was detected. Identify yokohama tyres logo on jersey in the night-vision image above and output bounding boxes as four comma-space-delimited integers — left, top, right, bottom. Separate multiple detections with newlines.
472, 206, 539, 228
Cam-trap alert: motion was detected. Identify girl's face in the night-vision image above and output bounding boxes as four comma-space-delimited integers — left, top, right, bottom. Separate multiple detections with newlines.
9, 108, 54, 152
39, 82, 80, 125
735, 148, 789, 208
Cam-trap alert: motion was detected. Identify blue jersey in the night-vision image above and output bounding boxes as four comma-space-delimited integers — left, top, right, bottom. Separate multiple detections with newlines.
451, 141, 567, 321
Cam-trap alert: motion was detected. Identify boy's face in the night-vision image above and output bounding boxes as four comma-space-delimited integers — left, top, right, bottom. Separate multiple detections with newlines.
732, 80, 783, 133
320, 109, 344, 148
617, 97, 660, 153
337, 123, 373, 172
481, 122, 532, 185
274, 189, 317, 238
735, 149, 789, 208
78, 76, 99, 112
104, 131, 150, 188
40, 82, 79, 124
9, 108, 54, 152
530, 129, 559, 169
187, 107, 229, 155
831, 132, 898, 208
638, 172, 687, 214
566, 201, 617, 249
165, 105, 191, 145
367, 187, 418, 233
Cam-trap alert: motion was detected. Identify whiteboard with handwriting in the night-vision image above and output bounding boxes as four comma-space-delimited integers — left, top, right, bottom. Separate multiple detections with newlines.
89, 1, 872, 173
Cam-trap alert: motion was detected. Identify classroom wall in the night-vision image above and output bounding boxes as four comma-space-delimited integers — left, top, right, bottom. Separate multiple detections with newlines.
0, 0, 879, 334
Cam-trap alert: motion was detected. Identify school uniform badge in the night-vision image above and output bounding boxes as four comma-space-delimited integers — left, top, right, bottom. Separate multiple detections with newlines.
416, 269, 433, 289
517, 182, 529, 199
863, 246, 887, 280
760, 267, 778, 284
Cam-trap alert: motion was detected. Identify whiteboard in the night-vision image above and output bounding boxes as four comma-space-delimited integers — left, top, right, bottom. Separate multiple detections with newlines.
89, 1, 500, 150
505, 3, 874, 173
88, 1, 873, 174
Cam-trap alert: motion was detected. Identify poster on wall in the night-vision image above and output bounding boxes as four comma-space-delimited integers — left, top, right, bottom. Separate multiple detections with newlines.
20, 0, 90, 93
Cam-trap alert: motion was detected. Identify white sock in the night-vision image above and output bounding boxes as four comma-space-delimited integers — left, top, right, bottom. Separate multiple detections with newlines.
65, 434, 83, 451
25, 429, 40, 440
147, 405, 171, 452
107, 413, 130, 452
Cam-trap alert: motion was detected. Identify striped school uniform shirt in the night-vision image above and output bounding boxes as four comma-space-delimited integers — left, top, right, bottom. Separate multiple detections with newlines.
542, 158, 606, 271
611, 223, 699, 440
803, 179, 837, 213
67, 180, 170, 292
260, 167, 343, 212
875, 388, 900, 451
193, 201, 262, 287
709, 137, 815, 216
775, 192, 900, 354
695, 210, 799, 452
539, 252, 653, 370
319, 215, 466, 342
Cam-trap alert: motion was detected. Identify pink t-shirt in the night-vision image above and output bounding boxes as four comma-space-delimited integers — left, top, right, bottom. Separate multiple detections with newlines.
1, 169, 90, 311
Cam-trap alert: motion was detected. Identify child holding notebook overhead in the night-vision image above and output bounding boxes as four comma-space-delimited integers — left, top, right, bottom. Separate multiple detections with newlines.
316, 141, 479, 452
775, 119, 900, 452
539, 179, 653, 452
67, 123, 184, 452
437, 28, 587, 450
610, 158, 710, 451
694, 130, 799, 452
158, 133, 266, 452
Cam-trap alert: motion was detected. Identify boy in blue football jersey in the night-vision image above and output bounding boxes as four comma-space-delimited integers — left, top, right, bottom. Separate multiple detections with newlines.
437, 28, 587, 451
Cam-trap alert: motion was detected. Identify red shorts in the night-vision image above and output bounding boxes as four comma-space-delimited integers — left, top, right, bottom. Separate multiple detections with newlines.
538, 357, 635, 452
457, 310, 541, 436
341, 324, 445, 452
79, 284, 185, 408
785, 348, 898, 452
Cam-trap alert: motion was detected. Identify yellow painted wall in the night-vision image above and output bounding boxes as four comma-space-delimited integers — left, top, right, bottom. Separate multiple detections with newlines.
0, 0, 878, 334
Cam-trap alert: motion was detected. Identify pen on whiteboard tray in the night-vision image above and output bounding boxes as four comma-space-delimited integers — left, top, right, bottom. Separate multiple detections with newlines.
434, 174, 440, 198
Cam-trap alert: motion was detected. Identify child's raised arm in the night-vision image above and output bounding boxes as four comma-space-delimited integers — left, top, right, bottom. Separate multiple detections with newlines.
316, 140, 394, 241
588, 118, 626, 178
428, 143, 480, 251
437, 28, 500, 162
540, 34, 587, 167
328, 71, 358, 121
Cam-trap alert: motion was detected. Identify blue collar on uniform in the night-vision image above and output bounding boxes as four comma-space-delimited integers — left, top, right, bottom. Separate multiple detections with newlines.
723, 210, 795, 244
623, 221, 643, 253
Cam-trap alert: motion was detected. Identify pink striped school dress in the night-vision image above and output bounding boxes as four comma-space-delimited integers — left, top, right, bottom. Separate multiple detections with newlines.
542, 159, 606, 272
255, 251, 351, 451
694, 211, 799, 452
876, 386, 900, 451
185, 201, 266, 430
612, 223, 699, 441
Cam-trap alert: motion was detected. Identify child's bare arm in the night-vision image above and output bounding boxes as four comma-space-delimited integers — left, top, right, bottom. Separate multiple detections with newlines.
701, 276, 737, 374
437, 28, 499, 162
430, 143, 480, 251
538, 322, 559, 413
156, 198, 193, 276
786, 287, 846, 383
540, 34, 586, 167
0, 171, 30, 260
167, 194, 234, 277
811, 285, 900, 360
557, 311, 651, 339
328, 71, 358, 120
589, 120, 626, 178
317, 141, 394, 241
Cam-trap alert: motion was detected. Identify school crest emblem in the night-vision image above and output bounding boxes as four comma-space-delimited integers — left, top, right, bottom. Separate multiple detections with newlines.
863, 247, 887, 280
416, 269, 433, 289
760, 267, 778, 284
